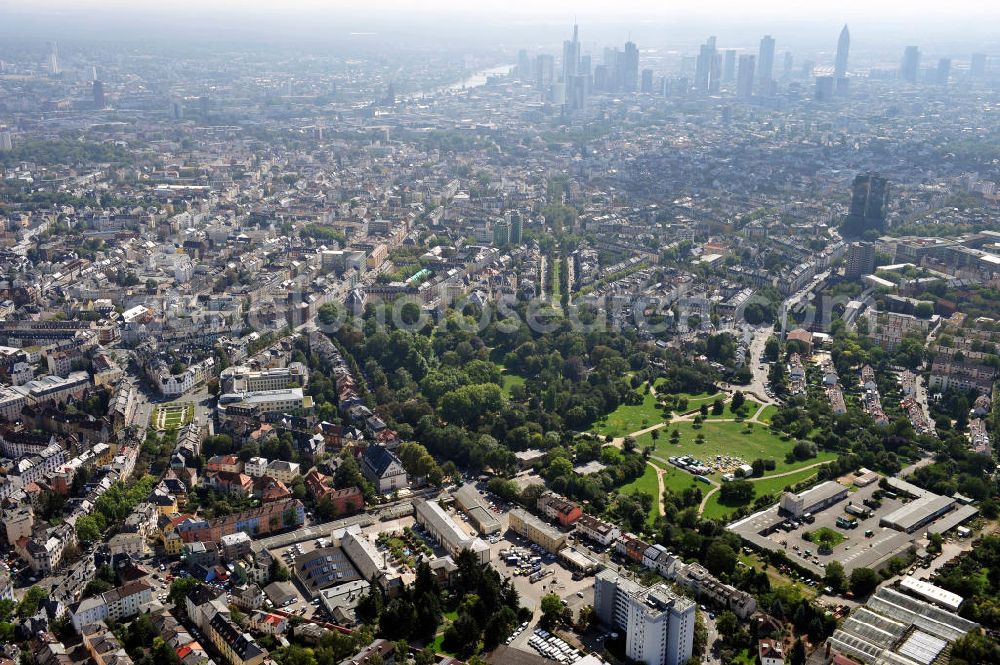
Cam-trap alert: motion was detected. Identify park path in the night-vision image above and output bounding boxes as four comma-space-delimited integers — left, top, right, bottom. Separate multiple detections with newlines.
695, 458, 830, 517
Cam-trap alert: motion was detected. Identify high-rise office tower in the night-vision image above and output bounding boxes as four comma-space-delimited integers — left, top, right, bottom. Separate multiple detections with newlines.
971, 53, 987, 78
736, 54, 756, 99
562, 23, 580, 82
92, 80, 105, 109
757, 35, 776, 95
517, 49, 531, 81
815, 75, 835, 101
641, 69, 654, 93
493, 219, 511, 247
536, 54, 554, 89
901, 46, 921, 83
709, 52, 722, 93
49, 41, 60, 75
843, 172, 890, 237
595, 570, 695, 665
509, 211, 523, 245
694, 36, 717, 93
783, 51, 793, 79
845, 242, 876, 279
834, 25, 850, 80
936, 58, 951, 85
723, 49, 737, 83
622, 41, 639, 93
0, 128, 12, 152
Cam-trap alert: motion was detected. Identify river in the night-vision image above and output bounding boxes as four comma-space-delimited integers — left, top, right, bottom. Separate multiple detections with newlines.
407, 63, 514, 100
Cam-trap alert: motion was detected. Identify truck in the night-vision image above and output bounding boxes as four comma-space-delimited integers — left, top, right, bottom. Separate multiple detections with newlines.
836, 516, 859, 529
845, 503, 871, 518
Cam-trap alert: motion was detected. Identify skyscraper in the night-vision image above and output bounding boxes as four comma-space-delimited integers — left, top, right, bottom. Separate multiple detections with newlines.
694, 36, 717, 93
843, 172, 890, 237
509, 211, 523, 245
641, 69, 654, 93
92, 80, 105, 109
517, 49, 531, 81
936, 58, 951, 85
723, 49, 737, 83
834, 25, 850, 80
736, 54, 756, 99
562, 24, 586, 110
757, 35, 776, 95
901, 46, 921, 83
49, 41, 60, 75
562, 23, 580, 83
535, 54, 554, 89
622, 41, 639, 93
845, 242, 876, 279
971, 53, 987, 78
814, 75, 835, 101
595, 570, 696, 665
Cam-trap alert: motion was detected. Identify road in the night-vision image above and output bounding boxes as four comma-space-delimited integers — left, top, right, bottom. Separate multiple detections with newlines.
745, 326, 777, 405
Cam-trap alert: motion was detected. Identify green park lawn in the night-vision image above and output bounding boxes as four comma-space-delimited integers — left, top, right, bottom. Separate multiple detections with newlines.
648, 458, 706, 494
701, 399, 763, 420
592, 386, 666, 438
501, 372, 525, 396
751, 467, 823, 497
620, 463, 662, 523
757, 405, 780, 424
645, 420, 837, 477
701, 467, 825, 521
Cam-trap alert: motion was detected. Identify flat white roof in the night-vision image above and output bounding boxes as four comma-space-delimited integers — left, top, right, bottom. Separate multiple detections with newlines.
899, 576, 963, 612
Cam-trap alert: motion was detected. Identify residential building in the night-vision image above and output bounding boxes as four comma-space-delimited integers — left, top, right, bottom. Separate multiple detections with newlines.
507, 508, 567, 553
594, 569, 696, 665
415, 499, 490, 563
360, 445, 407, 494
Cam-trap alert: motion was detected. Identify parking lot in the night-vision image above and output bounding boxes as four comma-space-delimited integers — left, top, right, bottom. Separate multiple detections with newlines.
732, 480, 924, 580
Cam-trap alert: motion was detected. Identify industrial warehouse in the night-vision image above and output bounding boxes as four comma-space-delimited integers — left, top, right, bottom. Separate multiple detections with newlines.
728, 473, 979, 576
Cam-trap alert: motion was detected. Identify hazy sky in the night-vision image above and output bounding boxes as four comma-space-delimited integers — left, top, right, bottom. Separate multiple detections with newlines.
3, 0, 997, 54
10, 0, 1000, 19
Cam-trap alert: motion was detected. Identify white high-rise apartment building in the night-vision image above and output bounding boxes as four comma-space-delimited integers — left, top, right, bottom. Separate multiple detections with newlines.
594, 569, 695, 665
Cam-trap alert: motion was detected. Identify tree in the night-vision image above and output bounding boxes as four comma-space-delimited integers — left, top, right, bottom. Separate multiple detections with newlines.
731, 391, 746, 411
952, 631, 1000, 665
711, 398, 725, 416
824, 560, 847, 593
849, 567, 880, 598
168, 578, 199, 609
576, 605, 596, 631
17, 586, 47, 617
790, 637, 806, 665
705, 541, 738, 577
719, 479, 755, 506
271, 561, 291, 582
540, 593, 565, 629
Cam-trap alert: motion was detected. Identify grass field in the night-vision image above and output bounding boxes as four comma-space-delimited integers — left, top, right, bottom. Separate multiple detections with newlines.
807, 526, 846, 549
751, 467, 823, 497
649, 458, 705, 494
645, 420, 836, 476
620, 463, 662, 523
153, 403, 194, 431
701, 467, 824, 520
501, 372, 525, 396
701, 399, 763, 420
757, 405, 780, 424
592, 386, 665, 438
